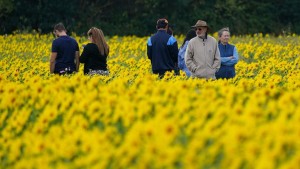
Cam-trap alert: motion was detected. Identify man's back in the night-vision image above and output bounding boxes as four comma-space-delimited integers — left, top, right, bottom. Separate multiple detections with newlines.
147, 30, 178, 72
52, 36, 79, 73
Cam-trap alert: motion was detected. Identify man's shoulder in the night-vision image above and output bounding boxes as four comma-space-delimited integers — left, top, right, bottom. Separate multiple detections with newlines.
67, 36, 78, 43
167, 35, 177, 45
152, 31, 168, 37
207, 35, 217, 42
150, 31, 171, 42
206, 35, 218, 46
53, 36, 75, 42
52, 37, 61, 43
189, 37, 198, 44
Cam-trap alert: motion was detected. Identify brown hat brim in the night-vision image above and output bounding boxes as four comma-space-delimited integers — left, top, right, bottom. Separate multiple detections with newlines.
191, 25, 209, 28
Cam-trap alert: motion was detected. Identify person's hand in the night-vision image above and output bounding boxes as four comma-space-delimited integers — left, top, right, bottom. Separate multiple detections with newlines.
230, 56, 234, 59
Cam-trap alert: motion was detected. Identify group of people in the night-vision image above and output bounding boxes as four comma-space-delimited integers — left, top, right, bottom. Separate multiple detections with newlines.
147, 19, 239, 79
50, 23, 109, 76
50, 19, 238, 79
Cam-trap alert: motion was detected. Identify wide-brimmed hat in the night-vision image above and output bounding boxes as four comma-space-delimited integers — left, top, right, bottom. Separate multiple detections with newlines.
191, 20, 209, 28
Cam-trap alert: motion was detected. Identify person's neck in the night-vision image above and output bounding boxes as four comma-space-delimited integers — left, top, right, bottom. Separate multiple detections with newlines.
58, 32, 67, 37
158, 28, 167, 31
221, 41, 228, 45
198, 34, 206, 39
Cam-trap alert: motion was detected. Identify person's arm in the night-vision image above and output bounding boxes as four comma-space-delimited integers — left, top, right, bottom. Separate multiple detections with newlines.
172, 41, 179, 73
178, 42, 188, 60
172, 42, 179, 64
223, 46, 239, 66
233, 46, 239, 61
147, 38, 152, 60
212, 43, 221, 70
178, 47, 185, 69
178, 42, 188, 69
50, 41, 58, 74
221, 57, 232, 63
185, 42, 197, 73
50, 52, 57, 73
79, 45, 88, 63
167, 36, 179, 64
75, 51, 80, 72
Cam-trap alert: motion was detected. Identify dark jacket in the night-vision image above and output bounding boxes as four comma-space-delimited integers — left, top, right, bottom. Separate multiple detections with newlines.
79, 43, 108, 74
147, 30, 178, 72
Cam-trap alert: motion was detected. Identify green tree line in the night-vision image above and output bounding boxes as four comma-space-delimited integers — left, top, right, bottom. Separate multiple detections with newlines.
0, 0, 299, 36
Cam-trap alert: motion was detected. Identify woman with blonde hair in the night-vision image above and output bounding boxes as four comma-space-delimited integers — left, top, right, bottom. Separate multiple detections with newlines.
80, 27, 109, 75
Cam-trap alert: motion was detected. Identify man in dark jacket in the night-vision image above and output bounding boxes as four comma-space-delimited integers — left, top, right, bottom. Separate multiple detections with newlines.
147, 19, 179, 78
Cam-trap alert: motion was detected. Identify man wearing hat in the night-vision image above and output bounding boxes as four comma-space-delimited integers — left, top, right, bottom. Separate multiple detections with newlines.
147, 18, 179, 78
185, 20, 221, 79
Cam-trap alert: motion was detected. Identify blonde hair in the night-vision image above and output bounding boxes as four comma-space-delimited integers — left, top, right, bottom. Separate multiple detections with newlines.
88, 27, 109, 56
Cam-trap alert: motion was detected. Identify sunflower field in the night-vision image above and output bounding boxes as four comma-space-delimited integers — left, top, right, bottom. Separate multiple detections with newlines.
0, 32, 299, 169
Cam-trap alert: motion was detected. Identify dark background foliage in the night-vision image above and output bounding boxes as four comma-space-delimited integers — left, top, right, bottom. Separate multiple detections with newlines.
0, 0, 299, 36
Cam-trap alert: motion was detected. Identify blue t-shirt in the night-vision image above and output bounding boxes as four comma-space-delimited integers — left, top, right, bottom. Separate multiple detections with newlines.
51, 36, 79, 73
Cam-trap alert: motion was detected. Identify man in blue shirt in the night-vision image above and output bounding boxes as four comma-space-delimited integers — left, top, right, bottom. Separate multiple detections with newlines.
50, 23, 80, 75
147, 19, 179, 78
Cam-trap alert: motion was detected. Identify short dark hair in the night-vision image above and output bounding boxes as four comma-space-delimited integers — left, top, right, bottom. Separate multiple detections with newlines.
157, 19, 168, 29
54, 22, 66, 32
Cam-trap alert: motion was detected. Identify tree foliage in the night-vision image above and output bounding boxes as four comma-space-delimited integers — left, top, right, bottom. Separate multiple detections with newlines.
0, 0, 299, 35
